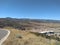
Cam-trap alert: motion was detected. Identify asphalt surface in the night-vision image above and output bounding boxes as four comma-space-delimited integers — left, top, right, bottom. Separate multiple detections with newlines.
0, 30, 8, 40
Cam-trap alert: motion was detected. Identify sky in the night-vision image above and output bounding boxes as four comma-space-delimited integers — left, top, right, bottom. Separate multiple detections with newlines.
0, 0, 60, 20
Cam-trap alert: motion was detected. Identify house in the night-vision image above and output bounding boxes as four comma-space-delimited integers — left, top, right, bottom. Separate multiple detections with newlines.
39, 31, 54, 36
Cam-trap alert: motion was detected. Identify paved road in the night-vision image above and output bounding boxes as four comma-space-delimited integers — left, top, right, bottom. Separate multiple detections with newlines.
0, 29, 10, 45
0, 30, 8, 40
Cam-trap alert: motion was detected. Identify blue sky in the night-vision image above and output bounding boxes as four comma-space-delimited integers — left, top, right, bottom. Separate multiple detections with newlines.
0, 0, 60, 20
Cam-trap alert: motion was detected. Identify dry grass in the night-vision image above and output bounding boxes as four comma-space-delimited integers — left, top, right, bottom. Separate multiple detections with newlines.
3, 27, 58, 45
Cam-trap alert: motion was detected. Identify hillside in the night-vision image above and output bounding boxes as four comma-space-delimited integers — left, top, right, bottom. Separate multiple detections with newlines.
0, 18, 60, 30
0, 18, 60, 45
3, 27, 60, 45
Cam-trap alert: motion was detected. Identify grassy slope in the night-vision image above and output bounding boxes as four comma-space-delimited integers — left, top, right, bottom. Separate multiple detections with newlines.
3, 27, 57, 45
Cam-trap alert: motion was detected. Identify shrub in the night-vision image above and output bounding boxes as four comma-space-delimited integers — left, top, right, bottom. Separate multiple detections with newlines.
16, 34, 22, 39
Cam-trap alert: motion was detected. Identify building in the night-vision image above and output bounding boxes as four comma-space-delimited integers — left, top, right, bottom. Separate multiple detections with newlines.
39, 31, 54, 36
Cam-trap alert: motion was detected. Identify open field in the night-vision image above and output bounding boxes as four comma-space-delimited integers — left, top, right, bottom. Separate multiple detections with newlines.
0, 18, 60, 45
3, 27, 60, 45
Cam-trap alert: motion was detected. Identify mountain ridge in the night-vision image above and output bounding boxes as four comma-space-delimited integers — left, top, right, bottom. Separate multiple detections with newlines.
0, 17, 60, 30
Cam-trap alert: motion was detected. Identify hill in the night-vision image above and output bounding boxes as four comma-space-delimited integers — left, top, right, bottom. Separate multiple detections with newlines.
0, 18, 60, 30
0, 18, 60, 45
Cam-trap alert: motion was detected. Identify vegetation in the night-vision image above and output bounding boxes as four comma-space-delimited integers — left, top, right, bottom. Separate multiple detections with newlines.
0, 18, 60, 45
0, 18, 60, 30
3, 27, 59, 45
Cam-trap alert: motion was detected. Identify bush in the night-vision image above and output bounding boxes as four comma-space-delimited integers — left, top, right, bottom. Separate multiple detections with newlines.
16, 34, 22, 39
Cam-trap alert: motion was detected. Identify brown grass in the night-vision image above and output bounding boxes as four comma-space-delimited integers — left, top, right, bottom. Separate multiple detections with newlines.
3, 27, 58, 45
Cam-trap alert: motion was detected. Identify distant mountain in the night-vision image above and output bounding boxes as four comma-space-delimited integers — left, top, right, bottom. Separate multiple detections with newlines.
1, 17, 60, 23
0, 17, 60, 30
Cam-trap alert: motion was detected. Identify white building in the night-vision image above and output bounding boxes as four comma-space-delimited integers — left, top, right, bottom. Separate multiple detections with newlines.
39, 31, 54, 36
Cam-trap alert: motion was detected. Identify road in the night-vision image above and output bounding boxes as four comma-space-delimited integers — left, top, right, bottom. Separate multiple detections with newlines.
0, 29, 10, 45
0, 30, 8, 40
